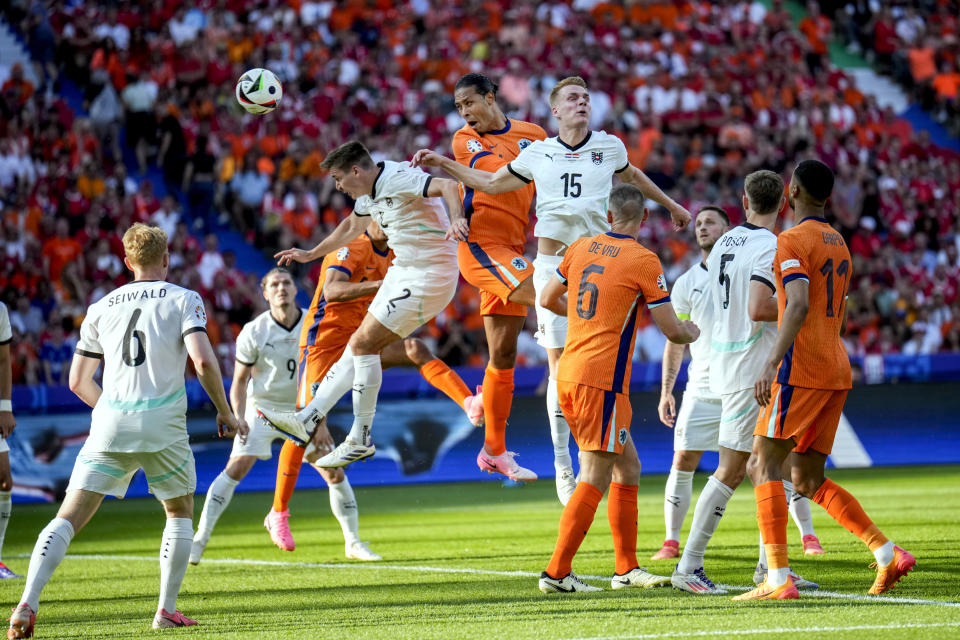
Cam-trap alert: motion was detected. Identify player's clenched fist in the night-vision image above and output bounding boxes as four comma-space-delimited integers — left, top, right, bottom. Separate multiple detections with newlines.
680, 319, 700, 342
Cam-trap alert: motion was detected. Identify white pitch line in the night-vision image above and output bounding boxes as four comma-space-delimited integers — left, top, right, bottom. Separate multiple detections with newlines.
565, 621, 960, 640
38, 553, 960, 609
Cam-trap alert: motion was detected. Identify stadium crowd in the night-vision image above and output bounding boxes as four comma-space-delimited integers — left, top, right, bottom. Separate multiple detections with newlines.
1, 0, 959, 386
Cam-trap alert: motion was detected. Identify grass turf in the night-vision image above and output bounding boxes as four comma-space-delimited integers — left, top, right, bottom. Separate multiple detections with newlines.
3, 465, 959, 639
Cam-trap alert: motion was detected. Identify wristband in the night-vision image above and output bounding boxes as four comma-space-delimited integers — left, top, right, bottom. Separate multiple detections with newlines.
0, 400, 11, 412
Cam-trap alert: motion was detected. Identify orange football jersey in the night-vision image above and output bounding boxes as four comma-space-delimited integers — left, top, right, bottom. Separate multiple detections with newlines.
452, 118, 546, 246
300, 232, 393, 349
774, 217, 852, 390
556, 232, 671, 393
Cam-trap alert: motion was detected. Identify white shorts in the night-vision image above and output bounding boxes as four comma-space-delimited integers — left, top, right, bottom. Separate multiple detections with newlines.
231, 405, 286, 459
0, 437, 7, 454
66, 438, 196, 500
674, 392, 722, 452
718, 388, 762, 453
533, 253, 568, 349
368, 265, 458, 338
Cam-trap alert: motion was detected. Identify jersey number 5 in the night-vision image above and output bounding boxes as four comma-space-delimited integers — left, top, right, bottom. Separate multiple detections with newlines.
122, 309, 146, 367
719, 254, 734, 309
576, 264, 604, 320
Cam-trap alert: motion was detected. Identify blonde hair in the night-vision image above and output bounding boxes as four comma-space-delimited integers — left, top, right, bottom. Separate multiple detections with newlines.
549, 76, 588, 107
122, 223, 168, 268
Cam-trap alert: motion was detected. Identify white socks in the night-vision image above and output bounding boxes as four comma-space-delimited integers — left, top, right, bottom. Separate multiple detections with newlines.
547, 377, 572, 471
196, 472, 239, 540
874, 540, 895, 566
329, 478, 359, 546
21, 517, 75, 611
677, 475, 734, 574
0, 490, 10, 561
347, 354, 381, 446
785, 480, 816, 537
159, 518, 193, 613
296, 346, 356, 427
664, 468, 694, 541
767, 567, 790, 587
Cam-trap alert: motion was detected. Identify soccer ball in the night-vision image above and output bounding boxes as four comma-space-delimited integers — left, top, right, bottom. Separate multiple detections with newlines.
235, 68, 283, 114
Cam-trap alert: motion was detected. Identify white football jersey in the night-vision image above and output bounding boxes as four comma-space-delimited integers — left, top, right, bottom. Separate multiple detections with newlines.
235, 308, 304, 413
353, 160, 457, 271
671, 262, 717, 397
0, 302, 10, 345
508, 130, 630, 247
706, 223, 778, 395
76, 280, 208, 452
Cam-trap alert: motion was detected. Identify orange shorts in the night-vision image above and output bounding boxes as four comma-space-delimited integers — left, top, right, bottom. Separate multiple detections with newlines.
295, 343, 347, 409
458, 241, 530, 317
754, 383, 848, 455
557, 380, 633, 454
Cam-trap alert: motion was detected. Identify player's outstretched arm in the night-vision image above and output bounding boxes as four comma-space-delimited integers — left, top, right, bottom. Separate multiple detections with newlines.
617, 164, 692, 231
275, 213, 368, 266
659, 340, 686, 427
185, 331, 244, 440
0, 342, 14, 438
650, 303, 700, 344
754, 278, 809, 406
324, 268, 382, 302
68, 353, 103, 409
410, 149, 526, 194
427, 177, 469, 241
747, 281, 779, 322
539, 275, 568, 316
229, 361, 253, 441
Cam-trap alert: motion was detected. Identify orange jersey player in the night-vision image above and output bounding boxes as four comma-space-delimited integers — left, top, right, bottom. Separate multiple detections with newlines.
738, 160, 915, 602
449, 73, 546, 485
265, 222, 482, 554
537, 184, 698, 593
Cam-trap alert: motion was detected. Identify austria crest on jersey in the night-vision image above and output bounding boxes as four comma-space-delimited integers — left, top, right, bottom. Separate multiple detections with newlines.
592, 151, 603, 165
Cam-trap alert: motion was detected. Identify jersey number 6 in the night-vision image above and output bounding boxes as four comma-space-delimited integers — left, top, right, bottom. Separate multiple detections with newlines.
122, 309, 146, 367
576, 264, 604, 320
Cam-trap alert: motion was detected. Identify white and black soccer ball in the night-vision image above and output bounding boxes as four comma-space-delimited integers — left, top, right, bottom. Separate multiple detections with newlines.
235, 68, 283, 115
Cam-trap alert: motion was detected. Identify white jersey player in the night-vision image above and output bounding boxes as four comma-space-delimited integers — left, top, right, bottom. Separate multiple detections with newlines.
190, 269, 380, 565
9, 224, 242, 639
0, 301, 18, 580
671, 172, 821, 595
412, 75, 692, 499
652, 207, 729, 562
259, 141, 467, 470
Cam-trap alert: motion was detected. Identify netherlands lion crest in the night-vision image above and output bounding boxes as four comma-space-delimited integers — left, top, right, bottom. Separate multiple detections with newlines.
511, 256, 528, 271
518, 138, 532, 150
618, 428, 628, 445
592, 151, 603, 165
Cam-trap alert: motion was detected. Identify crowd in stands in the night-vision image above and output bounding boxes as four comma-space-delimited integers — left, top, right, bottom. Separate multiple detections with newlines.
1, 0, 959, 387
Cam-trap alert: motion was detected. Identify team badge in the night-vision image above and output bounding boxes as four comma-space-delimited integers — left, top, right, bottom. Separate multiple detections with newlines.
657, 274, 668, 292
385, 197, 394, 207
337, 247, 350, 260
592, 151, 603, 165
466, 139, 483, 153
195, 304, 206, 323
618, 428, 628, 446
518, 138, 532, 150
781, 259, 800, 270
511, 256, 528, 271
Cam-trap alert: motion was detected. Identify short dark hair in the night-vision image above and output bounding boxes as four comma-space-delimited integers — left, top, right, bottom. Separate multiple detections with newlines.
697, 205, 730, 226
744, 169, 785, 215
261, 267, 293, 290
793, 160, 834, 204
320, 141, 375, 173
455, 73, 498, 98
608, 184, 646, 223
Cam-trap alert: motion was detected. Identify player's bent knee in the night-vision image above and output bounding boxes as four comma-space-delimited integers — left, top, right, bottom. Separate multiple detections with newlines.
403, 338, 433, 366
0, 475, 11, 492
673, 450, 701, 471
319, 467, 345, 484
791, 475, 824, 499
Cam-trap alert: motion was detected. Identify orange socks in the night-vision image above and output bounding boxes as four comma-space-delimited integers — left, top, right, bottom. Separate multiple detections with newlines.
756, 481, 789, 569
482, 365, 514, 456
608, 483, 639, 575
812, 478, 889, 552
273, 440, 305, 512
420, 358, 471, 408
546, 482, 603, 579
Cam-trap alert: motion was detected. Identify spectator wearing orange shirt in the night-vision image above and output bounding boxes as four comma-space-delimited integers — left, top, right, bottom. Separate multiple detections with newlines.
798, 1, 831, 74
42, 218, 84, 283
1, 64, 34, 107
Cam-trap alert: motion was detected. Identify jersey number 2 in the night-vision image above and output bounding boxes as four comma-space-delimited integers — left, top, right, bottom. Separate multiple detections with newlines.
122, 309, 146, 367
576, 264, 604, 320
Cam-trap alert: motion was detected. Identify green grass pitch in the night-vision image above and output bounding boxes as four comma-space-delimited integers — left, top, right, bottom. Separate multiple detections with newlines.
4, 465, 959, 639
